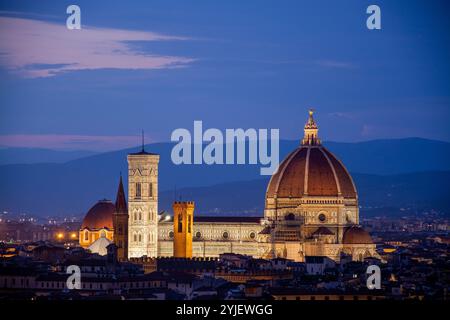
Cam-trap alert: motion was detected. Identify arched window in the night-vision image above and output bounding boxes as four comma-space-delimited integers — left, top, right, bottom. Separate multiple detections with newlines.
138, 234, 142, 242
187, 215, 191, 233
139, 212, 142, 221
133, 233, 137, 242
178, 214, 183, 233
285, 213, 295, 221
135, 182, 141, 199
100, 230, 106, 238
149, 183, 153, 197
149, 211, 153, 222
84, 230, 89, 241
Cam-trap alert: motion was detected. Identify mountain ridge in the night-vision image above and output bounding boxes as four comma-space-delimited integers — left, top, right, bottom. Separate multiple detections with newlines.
1, 137, 449, 217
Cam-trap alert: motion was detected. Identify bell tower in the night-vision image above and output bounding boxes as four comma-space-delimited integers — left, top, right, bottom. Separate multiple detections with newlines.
173, 201, 194, 258
127, 139, 160, 258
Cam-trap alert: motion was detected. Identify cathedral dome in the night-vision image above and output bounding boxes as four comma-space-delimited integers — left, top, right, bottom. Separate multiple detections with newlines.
81, 199, 115, 230
266, 110, 356, 199
342, 226, 373, 244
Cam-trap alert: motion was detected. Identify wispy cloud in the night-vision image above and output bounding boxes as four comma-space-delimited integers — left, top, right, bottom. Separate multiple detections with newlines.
0, 15, 195, 78
315, 60, 355, 69
328, 112, 356, 119
0, 134, 150, 151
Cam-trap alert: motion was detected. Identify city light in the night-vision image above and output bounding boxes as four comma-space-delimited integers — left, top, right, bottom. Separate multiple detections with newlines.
56, 233, 64, 239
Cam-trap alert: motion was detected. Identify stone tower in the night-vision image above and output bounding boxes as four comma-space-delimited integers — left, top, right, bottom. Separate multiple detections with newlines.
173, 201, 194, 258
127, 145, 160, 258
113, 174, 128, 261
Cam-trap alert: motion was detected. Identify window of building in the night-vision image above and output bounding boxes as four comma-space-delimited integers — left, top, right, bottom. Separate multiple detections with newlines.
249, 232, 256, 239
195, 231, 202, 239
222, 231, 229, 239
138, 234, 142, 242
285, 213, 295, 221
84, 230, 89, 241
149, 211, 154, 222
169, 231, 174, 239
149, 183, 153, 197
178, 214, 183, 233
133, 234, 137, 242
135, 182, 141, 199
188, 215, 191, 233
318, 213, 326, 222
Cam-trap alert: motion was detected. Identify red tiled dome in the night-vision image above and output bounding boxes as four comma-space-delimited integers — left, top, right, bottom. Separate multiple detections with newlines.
342, 226, 373, 244
266, 145, 357, 198
81, 200, 115, 230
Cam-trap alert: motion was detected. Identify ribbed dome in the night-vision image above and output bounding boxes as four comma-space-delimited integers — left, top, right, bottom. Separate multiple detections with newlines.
81, 200, 115, 230
266, 145, 357, 198
342, 226, 373, 244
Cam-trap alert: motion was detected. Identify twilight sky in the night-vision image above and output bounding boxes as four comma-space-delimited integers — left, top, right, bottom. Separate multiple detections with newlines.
0, 0, 449, 151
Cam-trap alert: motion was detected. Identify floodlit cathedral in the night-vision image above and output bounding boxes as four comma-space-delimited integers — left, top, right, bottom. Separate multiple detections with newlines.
80, 110, 377, 262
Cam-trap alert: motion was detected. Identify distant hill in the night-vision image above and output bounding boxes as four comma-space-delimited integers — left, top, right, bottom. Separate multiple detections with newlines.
325, 138, 450, 175
0, 138, 449, 217
0, 147, 97, 165
159, 171, 450, 216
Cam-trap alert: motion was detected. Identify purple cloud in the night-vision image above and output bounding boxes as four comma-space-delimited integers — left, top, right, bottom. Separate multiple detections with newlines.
0, 16, 195, 78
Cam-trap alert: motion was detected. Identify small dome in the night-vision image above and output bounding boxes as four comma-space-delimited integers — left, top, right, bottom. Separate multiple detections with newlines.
88, 236, 112, 256
342, 226, 373, 244
81, 200, 115, 230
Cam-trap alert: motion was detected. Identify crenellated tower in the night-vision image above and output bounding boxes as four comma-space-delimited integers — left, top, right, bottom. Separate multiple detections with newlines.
173, 201, 195, 258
